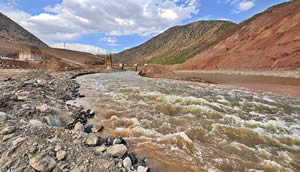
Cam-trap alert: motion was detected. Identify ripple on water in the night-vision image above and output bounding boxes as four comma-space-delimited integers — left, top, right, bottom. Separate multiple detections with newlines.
75, 72, 300, 172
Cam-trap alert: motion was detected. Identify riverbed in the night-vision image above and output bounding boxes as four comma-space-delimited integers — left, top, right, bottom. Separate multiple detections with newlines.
73, 71, 300, 172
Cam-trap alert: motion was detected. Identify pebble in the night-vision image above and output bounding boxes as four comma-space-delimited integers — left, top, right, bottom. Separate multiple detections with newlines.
0, 126, 16, 135
106, 144, 128, 158
45, 116, 62, 127
56, 150, 67, 161
29, 154, 57, 172
91, 123, 104, 133
0, 112, 7, 121
12, 137, 25, 146
36, 104, 51, 112
29, 120, 43, 127
95, 146, 106, 153
73, 122, 84, 132
113, 138, 122, 145
85, 134, 99, 146
54, 145, 62, 152
123, 157, 132, 170
138, 166, 149, 172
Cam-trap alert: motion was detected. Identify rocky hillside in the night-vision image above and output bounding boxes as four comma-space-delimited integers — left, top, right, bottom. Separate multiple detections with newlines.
114, 20, 237, 65
175, 1, 300, 70
0, 12, 47, 47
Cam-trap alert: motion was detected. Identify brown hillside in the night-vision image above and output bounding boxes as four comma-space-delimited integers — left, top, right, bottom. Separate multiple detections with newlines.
0, 12, 47, 48
114, 20, 237, 65
0, 12, 104, 69
175, 1, 300, 70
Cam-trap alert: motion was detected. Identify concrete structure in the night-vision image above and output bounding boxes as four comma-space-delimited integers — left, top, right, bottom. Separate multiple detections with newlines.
18, 47, 42, 61
105, 54, 113, 69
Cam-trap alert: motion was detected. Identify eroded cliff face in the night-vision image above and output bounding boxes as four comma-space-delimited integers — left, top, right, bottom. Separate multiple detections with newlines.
176, 1, 300, 70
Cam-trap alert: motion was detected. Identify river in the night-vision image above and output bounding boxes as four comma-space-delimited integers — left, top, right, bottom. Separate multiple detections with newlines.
73, 71, 300, 172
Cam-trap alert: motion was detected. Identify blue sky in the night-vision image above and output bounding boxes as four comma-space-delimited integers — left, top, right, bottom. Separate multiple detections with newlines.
0, 0, 288, 54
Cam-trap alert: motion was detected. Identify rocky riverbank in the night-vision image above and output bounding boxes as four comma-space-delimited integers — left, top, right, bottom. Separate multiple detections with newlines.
0, 71, 151, 172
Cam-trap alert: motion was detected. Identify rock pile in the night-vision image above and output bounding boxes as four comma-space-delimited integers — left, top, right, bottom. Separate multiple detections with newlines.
0, 71, 151, 172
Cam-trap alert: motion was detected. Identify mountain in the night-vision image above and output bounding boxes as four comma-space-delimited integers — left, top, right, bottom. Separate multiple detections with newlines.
113, 20, 237, 65
0, 12, 47, 47
0, 12, 104, 68
175, 1, 300, 70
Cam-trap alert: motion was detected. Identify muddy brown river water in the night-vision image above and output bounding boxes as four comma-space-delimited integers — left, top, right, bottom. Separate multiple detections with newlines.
73, 72, 300, 172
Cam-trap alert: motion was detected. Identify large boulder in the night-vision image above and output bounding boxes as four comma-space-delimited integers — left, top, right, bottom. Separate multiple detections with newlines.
138, 64, 176, 79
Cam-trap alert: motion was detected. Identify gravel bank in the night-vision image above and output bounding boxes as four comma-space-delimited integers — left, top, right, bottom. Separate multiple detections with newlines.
0, 71, 152, 172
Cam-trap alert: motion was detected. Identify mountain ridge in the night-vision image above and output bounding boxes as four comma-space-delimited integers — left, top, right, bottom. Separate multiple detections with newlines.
113, 20, 238, 64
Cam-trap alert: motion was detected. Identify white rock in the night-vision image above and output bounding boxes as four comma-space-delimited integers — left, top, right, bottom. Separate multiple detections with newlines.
106, 144, 127, 158
123, 157, 132, 170
0, 126, 16, 135
29, 120, 43, 127
91, 123, 104, 133
36, 104, 51, 112
29, 154, 56, 172
0, 112, 7, 121
138, 166, 149, 172
85, 134, 99, 146
56, 150, 67, 161
54, 145, 62, 152
73, 122, 84, 132
95, 146, 106, 153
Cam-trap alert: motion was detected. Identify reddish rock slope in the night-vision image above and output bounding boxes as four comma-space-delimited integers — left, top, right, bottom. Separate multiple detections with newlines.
175, 1, 300, 70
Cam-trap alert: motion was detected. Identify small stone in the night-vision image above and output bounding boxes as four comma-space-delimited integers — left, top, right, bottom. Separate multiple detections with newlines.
56, 150, 67, 161
138, 166, 149, 172
91, 123, 104, 133
73, 139, 81, 145
2, 133, 15, 142
85, 134, 99, 146
95, 146, 106, 153
29, 154, 57, 172
45, 116, 62, 127
73, 122, 84, 133
0, 112, 7, 121
113, 138, 122, 145
70, 168, 81, 172
29, 120, 43, 127
106, 144, 127, 158
0, 126, 16, 135
117, 162, 122, 168
12, 137, 25, 146
36, 104, 51, 112
123, 157, 132, 170
54, 145, 62, 152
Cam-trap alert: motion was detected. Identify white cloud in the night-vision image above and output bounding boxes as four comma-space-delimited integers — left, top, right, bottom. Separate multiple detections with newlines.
52, 43, 107, 55
220, 0, 255, 13
99, 37, 118, 44
238, 1, 255, 12
1, 0, 199, 43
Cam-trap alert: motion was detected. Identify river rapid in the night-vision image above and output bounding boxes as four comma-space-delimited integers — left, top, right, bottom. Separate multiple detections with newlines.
74, 72, 300, 172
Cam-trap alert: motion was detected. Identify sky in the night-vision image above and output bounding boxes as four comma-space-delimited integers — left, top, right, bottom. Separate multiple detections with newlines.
0, 0, 289, 54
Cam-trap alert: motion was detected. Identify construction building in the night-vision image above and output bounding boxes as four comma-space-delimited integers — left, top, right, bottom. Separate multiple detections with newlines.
18, 47, 42, 61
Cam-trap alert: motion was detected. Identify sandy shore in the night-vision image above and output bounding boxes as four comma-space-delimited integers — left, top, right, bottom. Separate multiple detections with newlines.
175, 70, 300, 97
176, 68, 300, 78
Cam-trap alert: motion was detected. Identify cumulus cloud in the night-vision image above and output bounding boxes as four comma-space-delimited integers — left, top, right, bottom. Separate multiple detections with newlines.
220, 0, 255, 13
1, 0, 199, 43
238, 1, 255, 12
52, 43, 107, 55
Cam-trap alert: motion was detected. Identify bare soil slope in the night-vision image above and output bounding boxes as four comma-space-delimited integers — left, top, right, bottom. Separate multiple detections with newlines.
114, 21, 237, 65
175, 1, 300, 70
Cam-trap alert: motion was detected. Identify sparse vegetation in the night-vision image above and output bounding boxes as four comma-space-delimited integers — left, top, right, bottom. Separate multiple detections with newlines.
114, 20, 237, 65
